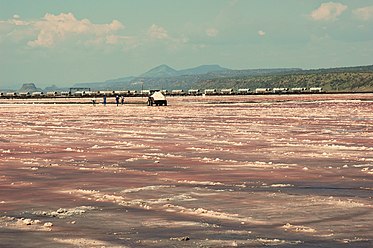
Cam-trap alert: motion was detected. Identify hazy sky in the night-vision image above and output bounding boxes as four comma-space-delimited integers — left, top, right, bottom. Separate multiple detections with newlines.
1, 0, 373, 88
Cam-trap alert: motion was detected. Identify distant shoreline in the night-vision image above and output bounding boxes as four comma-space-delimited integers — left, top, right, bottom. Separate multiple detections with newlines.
1, 93, 372, 105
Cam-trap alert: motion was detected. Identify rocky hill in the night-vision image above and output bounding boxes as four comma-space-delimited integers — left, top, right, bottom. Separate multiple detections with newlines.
18, 83, 43, 92
193, 69, 373, 92
73, 65, 303, 90
178, 64, 229, 76
140, 64, 179, 78
139, 64, 229, 78
65, 64, 373, 92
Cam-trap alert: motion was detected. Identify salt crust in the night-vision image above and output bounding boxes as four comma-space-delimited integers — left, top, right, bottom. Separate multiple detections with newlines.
0, 216, 52, 231
52, 237, 127, 248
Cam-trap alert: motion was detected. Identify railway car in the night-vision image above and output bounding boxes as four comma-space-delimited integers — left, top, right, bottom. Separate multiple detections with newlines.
310, 87, 323, 93
204, 89, 217, 95
140, 90, 151, 96
84, 91, 97, 96
19, 92, 31, 97
61, 91, 70, 97
46, 91, 59, 97
237, 88, 251, 95
171, 89, 185, 96
272, 88, 289, 94
73, 91, 85, 96
6, 92, 18, 97
291, 88, 307, 93
31, 92, 44, 97
114, 90, 129, 96
99, 90, 115, 96
220, 88, 234, 95
255, 88, 271, 94
188, 89, 200, 96
128, 90, 137, 96
160, 90, 169, 95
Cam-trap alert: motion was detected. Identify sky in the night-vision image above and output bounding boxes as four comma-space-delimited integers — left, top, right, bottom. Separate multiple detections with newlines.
0, 0, 373, 89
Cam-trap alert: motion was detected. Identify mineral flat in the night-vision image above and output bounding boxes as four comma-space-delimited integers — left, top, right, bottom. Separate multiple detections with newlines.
0, 94, 372, 247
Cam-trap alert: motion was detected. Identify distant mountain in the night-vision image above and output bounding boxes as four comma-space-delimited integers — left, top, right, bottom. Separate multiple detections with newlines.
6, 64, 371, 94
178, 64, 229, 76
140, 64, 179, 78
61, 65, 308, 91
44, 84, 69, 92
105, 76, 135, 84
18, 83, 42, 92
301, 64, 373, 74
192, 65, 373, 92
56, 64, 373, 92
140, 64, 231, 78
74, 76, 135, 90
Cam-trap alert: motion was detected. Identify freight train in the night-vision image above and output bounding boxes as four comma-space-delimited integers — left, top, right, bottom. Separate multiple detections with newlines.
0, 87, 323, 99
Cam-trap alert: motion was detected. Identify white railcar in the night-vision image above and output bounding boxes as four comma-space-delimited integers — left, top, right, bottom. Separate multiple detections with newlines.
74, 91, 85, 96
255, 88, 271, 94
46, 91, 59, 97
310, 87, 323, 93
220, 88, 234, 95
160, 90, 168, 95
238, 88, 251, 94
188, 89, 200, 95
6, 92, 18, 97
19, 92, 31, 97
61, 91, 70, 96
204, 89, 217, 95
140, 90, 151, 96
171, 89, 185, 95
113, 90, 128, 96
272, 88, 289, 94
84, 91, 97, 96
100, 90, 115, 96
32, 92, 44, 97
128, 90, 137, 96
291, 88, 307, 93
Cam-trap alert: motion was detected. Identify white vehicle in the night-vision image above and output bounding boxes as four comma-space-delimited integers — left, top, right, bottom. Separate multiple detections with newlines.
148, 91, 167, 106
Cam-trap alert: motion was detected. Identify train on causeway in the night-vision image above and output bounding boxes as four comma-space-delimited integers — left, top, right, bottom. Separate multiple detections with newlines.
0, 87, 323, 99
